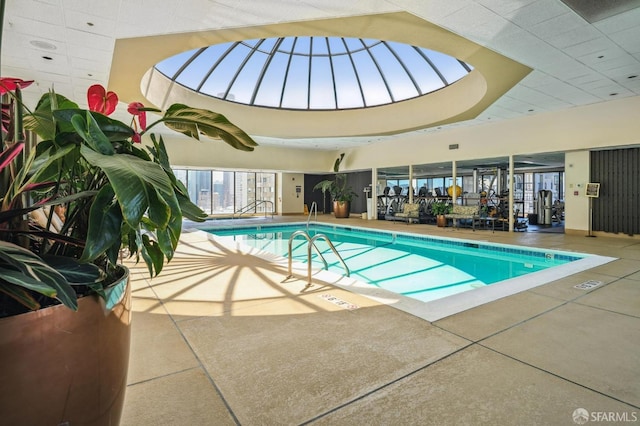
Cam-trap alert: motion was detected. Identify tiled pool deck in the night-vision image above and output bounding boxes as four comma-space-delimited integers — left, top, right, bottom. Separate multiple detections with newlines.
121, 216, 640, 425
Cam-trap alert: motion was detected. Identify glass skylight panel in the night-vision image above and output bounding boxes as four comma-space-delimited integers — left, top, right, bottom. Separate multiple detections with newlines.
327, 37, 347, 55
154, 36, 472, 110
253, 52, 288, 107
309, 56, 336, 109
370, 42, 419, 100
352, 48, 391, 106
228, 51, 268, 104
423, 50, 468, 84
155, 48, 198, 78
281, 54, 309, 109
311, 37, 329, 55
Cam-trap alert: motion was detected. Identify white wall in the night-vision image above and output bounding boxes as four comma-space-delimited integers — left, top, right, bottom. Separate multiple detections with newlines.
564, 151, 591, 233
278, 173, 305, 214
162, 137, 336, 173
162, 95, 640, 233
340, 96, 640, 172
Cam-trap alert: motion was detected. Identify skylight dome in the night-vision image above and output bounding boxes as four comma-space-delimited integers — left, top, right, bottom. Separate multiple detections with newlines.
154, 36, 473, 111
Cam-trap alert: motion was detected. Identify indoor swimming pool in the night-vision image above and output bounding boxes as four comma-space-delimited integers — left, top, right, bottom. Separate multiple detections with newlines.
203, 223, 613, 320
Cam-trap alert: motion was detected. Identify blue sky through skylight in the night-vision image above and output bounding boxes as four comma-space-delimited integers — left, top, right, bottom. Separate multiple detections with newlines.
155, 36, 473, 110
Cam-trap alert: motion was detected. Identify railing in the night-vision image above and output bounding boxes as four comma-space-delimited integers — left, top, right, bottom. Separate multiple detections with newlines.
234, 200, 274, 219
307, 201, 317, 231
286, 229, 350, 288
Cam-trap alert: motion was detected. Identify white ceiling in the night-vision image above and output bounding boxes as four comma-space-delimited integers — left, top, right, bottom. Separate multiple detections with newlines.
2, 0, 640, 151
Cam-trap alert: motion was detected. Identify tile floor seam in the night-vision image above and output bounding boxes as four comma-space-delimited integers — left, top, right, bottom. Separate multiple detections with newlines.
476, 343, 640, 410
126, 365, 202, 387
135, 284, 242, 426
569, 300, 640, 319
297, 341, 477, 425
433, 299, 573, 345
170, 323, 241, 426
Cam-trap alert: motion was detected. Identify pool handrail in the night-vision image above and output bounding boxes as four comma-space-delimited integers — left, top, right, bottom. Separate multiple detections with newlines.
234, 200, 274, 219
286, 229, 350, 287
307, 201, 317, 230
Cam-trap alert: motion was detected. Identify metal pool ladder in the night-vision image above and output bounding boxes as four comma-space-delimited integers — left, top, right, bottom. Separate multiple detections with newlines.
286, 229, 350, 287
306, 201, 317, 230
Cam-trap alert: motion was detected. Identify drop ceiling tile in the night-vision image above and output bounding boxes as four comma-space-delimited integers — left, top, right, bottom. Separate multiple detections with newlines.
563, 37, 622, 58
592, 3, 640, 33
602, 64, 640, 80
462, 16, 523, 44
439, 2, 501, 29
545, 25, 603, 49
619, 77, 640, 92
401, 0, 468, 21
528, 11, 585, 39
482, 103, 526, 119
567, 73, 612, 86
6, 0, 64, 24
590, 55, 639, 72
504, 0, 571, 28
608, 26, 640, 54
64, 28, 115, 51
5, 16, 66, 42
475, 0, 539, 15
63, 10, 118, 37
62, 0, 122, 18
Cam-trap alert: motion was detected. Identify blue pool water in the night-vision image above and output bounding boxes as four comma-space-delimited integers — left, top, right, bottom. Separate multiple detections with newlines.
207, 224, 585, 303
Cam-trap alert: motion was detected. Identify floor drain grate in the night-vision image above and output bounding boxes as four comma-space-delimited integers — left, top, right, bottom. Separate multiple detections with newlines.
574, 280, 604, 290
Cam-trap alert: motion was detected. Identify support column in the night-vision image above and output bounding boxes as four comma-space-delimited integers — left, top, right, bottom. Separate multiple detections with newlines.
408, 164, 414, 204
371, 167, 378, 220
509, 155, 514, 232
452, 161, 457, 204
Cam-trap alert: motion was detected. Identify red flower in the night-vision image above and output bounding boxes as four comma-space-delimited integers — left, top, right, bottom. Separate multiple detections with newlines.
127, 102, 147, 130
0, 77, 34, 94
87, 84, 118, 116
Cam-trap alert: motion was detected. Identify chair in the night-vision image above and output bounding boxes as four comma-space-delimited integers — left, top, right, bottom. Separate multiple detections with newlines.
394, 202, 420, 224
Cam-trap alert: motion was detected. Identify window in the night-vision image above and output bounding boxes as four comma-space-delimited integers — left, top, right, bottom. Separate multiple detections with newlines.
173, 169, 277, 215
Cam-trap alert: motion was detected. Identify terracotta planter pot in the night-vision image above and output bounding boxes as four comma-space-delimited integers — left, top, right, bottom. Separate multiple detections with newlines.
333, 200, 351, 218
0, 266, 132, 426
436, 214, 447, 227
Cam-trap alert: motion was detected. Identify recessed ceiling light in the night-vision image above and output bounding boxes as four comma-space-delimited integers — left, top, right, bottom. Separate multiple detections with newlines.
30, 40, 57, 50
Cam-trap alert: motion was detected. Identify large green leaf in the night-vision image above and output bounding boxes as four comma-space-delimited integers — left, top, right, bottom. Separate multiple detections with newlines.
176, 191, 207, 222
52, 109, 134, 142
161, 104, 257, 152
42, 255, 106, 285
79, 184, 123, 263
70, 111, 115, 155
80, 145, 177, 229
0, 241, 78, 310
0, 282, 41, 310
23, 93, 79, 140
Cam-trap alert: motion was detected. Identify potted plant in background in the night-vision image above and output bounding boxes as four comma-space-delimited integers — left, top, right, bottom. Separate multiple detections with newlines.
313, 153, 358, 218
0, 79, 256, 425
431, 200, 451, 227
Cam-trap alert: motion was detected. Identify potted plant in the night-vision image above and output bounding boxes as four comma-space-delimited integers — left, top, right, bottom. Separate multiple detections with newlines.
431, 200, 451, 227
313, 153, 358, 218
0, 79, 256, 425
